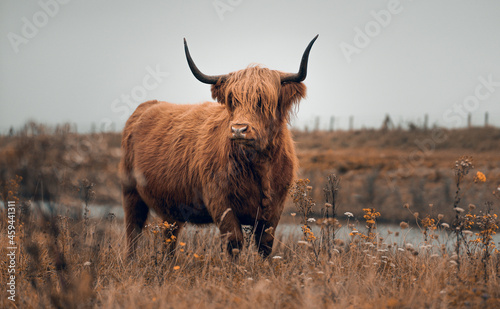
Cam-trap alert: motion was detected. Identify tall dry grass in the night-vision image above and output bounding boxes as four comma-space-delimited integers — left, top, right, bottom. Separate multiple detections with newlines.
1, 155, 500, 308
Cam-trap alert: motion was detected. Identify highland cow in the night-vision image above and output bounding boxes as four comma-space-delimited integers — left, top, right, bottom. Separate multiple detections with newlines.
120, 35, 318, 258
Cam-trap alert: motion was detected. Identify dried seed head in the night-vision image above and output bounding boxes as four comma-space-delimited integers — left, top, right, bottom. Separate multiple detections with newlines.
325, 203, 333, 208
438, 214, 444, 220
413, 212, 419, 219
468, 204, 476, 210
297, 240, 312, 248
403, 203, 410, 209
344, 211, 354, 217
400, 222, 409, 229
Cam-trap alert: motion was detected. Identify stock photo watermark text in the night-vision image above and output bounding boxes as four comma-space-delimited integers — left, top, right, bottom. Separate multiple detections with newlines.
213, 0, 243, 21
7, 0, 72, 54
6, 200, 17, 302
110, 65, 169, 121
340, 0, 412, 64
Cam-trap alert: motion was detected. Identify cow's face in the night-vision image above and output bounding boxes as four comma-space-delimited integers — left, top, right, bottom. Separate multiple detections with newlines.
184, 35, 317, 151
211, 67, 306, 151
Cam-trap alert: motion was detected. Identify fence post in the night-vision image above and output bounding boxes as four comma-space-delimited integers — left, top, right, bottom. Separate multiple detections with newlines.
314, 116, 320, 132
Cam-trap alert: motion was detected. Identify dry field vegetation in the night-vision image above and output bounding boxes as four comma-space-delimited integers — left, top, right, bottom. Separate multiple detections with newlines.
1, 122, 500, 308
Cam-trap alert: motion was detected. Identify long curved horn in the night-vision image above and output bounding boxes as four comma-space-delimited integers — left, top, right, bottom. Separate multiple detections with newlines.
280, 35, 318, 83
184, 38, 228, 84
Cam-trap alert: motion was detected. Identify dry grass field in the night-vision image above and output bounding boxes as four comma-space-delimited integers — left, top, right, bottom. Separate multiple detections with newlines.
1, 123, 500, 308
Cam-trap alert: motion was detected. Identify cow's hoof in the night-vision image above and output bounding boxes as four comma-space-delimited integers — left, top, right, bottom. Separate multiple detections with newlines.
258, 246, 272, 258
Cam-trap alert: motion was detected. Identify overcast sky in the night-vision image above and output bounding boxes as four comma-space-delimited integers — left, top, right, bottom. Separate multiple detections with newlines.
1, 0, 500, 132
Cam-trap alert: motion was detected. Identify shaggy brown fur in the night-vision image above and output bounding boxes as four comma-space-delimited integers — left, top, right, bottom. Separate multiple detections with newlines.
121, 65, 307, 258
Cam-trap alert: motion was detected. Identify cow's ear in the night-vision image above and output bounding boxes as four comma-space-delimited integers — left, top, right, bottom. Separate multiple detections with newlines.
211, 82, 227, 104
279, 82, 307, 114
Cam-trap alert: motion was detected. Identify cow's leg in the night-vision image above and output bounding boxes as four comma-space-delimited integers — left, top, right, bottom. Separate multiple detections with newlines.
207, 203, 244, 257
123, 189, 149, 258
220, 208, 244, 257
254, 191, 287, 258
254, 219, 278, 258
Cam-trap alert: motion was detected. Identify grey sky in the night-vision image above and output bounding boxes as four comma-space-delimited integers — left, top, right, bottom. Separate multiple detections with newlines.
1, 0, 500, 132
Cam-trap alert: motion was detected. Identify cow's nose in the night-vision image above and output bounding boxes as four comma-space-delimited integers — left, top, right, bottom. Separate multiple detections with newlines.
231, 125, 248, 135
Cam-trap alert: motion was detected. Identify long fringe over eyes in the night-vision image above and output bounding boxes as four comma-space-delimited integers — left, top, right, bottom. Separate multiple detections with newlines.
222, 65, 281, 118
